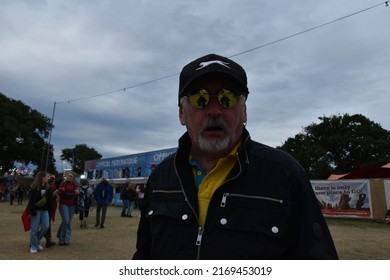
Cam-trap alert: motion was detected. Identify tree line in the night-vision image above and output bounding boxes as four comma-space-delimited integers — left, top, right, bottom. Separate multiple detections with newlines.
0, 93, 101, 176
277, 114, 390, 178
1, 92, 389, 179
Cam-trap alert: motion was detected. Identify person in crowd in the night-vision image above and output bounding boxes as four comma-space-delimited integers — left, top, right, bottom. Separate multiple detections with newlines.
77, 179, 94, 228
125, 183, 137, 217
44, 175, 58, 248
3, 182, 9, 202
16, 180, 25, 205
8, 182, 16, 205
133, 53, 338, 260
94, 177, 113, 228
27, 171, 54, 254
0, 183, 4, 202
385, 209, 390, 224
120, 184, 129, 217
135, 184, 145, 213
56, 171, 79, 245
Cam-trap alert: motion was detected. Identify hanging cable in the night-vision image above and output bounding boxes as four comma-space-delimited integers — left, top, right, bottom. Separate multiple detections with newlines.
56, 1, 388, 105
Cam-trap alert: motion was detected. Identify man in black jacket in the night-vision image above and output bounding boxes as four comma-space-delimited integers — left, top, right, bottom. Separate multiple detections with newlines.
133, 54, 338, 260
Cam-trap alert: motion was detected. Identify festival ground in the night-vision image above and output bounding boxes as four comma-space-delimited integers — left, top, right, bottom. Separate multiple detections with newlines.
0, 201, 389, 259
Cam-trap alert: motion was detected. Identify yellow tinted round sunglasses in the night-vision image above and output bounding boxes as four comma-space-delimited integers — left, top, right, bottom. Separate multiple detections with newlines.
184, 88, 242, 109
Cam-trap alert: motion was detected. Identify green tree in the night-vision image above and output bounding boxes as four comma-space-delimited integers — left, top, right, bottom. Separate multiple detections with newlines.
278, 113, 390, 179
60, 144, 102, 175
0, 93, 56, 175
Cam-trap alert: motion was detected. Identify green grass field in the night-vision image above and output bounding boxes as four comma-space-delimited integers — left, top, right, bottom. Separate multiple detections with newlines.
326, 217, 390, 259
0, 202, 389, 259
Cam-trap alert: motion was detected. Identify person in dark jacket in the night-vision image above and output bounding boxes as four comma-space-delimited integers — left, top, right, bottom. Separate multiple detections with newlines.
16, 181, 25, 205
27, 171, 54, 254
120, 184, 129, 217
133, 54, 338, 260
125, 183, 137, 217
94, 177, 113, 228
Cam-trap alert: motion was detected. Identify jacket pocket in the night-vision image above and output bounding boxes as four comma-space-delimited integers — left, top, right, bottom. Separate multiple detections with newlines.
216, 193, 288, 238
146, 190, 194, 223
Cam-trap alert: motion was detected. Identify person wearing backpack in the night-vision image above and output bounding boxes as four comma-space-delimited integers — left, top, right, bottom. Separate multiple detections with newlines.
77, 179, 94, 228
94, 177, 113, 228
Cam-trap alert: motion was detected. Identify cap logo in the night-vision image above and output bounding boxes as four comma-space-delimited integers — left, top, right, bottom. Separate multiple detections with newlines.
196, 60, 230, 70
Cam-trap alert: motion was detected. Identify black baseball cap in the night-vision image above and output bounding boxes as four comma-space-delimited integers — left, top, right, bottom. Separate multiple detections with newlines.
178, 54, 249, 106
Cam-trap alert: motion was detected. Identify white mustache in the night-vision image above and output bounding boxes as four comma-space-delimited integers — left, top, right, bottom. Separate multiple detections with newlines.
200, 117, 227, 133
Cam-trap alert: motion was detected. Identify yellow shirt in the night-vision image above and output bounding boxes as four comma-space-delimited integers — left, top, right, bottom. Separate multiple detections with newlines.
190, 141, 241, 227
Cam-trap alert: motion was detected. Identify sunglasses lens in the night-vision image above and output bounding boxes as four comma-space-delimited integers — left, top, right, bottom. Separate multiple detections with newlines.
187, 89, 238, 109
188, 89, 210, 109
218, 89, 237, 108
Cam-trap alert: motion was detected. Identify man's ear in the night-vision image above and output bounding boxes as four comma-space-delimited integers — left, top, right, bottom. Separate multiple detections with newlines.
179, 106, 186, 125
243, 103, 247, 124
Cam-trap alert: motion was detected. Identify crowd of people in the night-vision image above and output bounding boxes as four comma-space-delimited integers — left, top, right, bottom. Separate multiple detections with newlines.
0, 179, 26, 205
2, 173, 144, 254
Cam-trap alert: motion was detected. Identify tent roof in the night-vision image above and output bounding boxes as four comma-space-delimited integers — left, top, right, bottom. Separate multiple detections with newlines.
328, 165, 390, 180
327, 173, 350, 180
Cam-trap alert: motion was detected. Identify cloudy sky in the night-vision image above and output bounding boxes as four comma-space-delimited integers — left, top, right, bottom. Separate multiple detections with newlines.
1, 0, 389, 171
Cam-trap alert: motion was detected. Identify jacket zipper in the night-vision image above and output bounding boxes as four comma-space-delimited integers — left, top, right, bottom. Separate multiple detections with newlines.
151, 190, 183, 194
220, 193, 283, 207
173, 149, 245, 259
173, 153, 204, 259
196, 227, 203, 246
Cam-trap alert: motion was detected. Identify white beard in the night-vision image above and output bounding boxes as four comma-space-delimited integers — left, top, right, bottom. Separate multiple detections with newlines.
198, 135, 230, 153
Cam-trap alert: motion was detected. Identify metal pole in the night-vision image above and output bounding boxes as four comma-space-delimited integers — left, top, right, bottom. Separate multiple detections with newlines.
45, 101, 56, 171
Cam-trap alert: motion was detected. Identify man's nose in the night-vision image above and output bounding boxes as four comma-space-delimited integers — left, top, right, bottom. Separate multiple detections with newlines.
206, 95, 223, 114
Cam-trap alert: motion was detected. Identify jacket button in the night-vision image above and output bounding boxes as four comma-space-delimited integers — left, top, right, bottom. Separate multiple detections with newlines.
148, 210, 154, 215
220, 218, 227, 225
182, 214, 188, 220
271, 226, 279, 234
